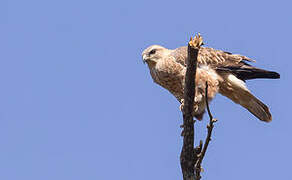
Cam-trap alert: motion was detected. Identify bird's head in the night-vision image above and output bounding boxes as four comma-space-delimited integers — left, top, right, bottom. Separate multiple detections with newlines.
142, 45, 169, 67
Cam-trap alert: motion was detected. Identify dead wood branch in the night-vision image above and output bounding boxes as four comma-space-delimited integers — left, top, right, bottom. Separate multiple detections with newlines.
194, 82, 217, 180
180, 34, 203, 180
180, 34, 217, 180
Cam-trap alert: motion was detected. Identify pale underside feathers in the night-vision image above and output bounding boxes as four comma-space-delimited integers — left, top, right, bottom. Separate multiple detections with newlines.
142, 45, 280, 122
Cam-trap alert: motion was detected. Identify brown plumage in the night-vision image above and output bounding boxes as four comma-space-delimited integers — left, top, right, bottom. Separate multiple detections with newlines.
142, 45, 280, 122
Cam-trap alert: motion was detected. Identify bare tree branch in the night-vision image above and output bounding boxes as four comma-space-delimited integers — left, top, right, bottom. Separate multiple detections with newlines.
195, 82, 217, 179
180, 34, 217, 180
180, 34, 203, 180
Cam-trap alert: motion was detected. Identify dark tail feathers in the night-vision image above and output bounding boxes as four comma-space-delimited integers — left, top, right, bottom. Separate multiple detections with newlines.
237, 68, 280, 80
217, 66, 280, 81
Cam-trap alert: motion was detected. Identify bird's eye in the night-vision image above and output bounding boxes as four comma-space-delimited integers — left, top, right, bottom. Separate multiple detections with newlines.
149, 49, 156, 55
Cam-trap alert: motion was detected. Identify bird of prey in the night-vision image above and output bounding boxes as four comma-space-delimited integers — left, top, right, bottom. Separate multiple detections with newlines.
142, 45, 280, 122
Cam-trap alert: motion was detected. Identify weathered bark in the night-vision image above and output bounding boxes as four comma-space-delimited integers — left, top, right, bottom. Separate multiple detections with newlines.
180, 34, 216, 180
180, 35, 201, 180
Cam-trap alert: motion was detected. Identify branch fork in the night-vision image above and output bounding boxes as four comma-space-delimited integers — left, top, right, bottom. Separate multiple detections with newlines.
180, 34, 217, 180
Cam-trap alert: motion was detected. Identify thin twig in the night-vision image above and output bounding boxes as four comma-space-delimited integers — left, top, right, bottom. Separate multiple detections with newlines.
195, 82, 217, 179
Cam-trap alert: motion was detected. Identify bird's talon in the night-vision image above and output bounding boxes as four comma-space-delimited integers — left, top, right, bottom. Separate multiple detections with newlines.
179, 99, 185, 111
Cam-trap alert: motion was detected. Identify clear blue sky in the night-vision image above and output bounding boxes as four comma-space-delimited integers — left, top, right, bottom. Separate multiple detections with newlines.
1, 0, 291, 179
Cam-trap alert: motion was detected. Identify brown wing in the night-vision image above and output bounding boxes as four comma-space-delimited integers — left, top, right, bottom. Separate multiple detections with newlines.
198, 47, 254, 65
171, 46, 254, 67
171, 46, 279, 81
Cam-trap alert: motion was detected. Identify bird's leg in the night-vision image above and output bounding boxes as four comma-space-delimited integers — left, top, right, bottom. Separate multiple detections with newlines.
180, 99, 185, 131
180, 98, 199, 117
180, 98, 197, 131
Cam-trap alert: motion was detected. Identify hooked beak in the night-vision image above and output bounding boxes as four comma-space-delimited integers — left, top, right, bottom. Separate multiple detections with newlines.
142, 54, 148, 64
